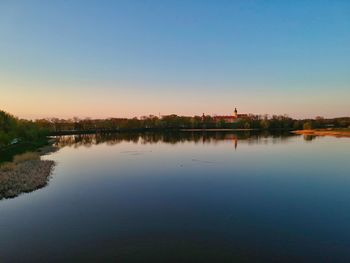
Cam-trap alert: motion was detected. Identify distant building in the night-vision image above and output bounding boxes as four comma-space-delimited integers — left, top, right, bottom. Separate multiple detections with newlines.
213, 108, 248, 123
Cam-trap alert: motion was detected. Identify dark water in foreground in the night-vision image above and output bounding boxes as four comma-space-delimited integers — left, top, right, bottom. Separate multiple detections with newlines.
0, 132, 350, 262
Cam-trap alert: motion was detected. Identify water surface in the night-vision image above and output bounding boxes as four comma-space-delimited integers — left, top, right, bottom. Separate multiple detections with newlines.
0, 132, 349, 262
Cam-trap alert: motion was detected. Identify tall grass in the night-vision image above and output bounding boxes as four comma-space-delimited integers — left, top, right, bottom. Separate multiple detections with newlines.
0, 162, 16, 171
13, 152, 40, 163
1, 152, 40, 172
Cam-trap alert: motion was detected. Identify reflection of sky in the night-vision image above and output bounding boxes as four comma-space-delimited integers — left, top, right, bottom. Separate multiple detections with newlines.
0, 135, 350, 261
48, 134, 349, 177
1, 1, 349, 119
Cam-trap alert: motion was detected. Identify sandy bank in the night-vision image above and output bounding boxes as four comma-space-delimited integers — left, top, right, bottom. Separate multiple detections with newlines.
181, 128, 256, 132
292, 129, 350, 138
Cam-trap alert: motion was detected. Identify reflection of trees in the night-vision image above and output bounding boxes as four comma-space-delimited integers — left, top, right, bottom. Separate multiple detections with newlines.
53, 131, 297, 149
303, 135, 316, 141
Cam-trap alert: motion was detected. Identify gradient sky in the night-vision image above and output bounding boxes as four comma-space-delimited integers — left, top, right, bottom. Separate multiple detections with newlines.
1, 0, 349, 119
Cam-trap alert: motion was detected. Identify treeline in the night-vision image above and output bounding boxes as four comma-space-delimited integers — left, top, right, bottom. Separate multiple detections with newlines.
0, 110, 48, 147
35, 114, 350, 133
2, 109, 350, 146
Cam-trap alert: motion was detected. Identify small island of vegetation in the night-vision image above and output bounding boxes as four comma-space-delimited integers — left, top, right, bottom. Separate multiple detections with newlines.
0, 152, 55, 200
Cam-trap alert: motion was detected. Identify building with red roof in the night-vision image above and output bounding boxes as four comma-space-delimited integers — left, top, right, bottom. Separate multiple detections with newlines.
212, 108, 248, 123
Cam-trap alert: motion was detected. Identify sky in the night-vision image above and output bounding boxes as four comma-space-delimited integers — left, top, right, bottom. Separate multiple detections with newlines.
0, 0, 349, 119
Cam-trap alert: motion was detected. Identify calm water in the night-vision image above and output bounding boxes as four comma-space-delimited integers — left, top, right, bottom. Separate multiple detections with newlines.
0, 132, 350, 262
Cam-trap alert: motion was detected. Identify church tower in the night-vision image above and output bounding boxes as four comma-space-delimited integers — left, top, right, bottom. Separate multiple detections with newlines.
234, 107, 238, 118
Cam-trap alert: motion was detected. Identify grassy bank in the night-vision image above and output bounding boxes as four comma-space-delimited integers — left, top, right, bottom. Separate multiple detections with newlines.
0, 138, 50, 164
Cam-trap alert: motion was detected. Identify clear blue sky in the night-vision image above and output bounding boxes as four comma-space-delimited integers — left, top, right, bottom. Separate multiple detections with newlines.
1, 0, 349, 119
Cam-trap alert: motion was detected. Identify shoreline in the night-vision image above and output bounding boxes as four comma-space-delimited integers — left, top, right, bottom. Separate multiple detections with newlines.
180, 128, 257, 132
0, 138, 52, 164
292, 129, 350, 138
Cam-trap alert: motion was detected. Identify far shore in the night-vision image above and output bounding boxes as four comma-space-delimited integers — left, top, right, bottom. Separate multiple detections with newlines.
292, 129, 350, 138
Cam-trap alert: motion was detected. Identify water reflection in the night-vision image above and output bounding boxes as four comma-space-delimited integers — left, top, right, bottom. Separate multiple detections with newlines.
54, 131, 297, 150
1, 132, 350, 262
303, 134, 317, 141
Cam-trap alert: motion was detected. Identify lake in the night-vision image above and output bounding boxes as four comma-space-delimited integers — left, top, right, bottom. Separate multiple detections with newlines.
0, 132, 349, 262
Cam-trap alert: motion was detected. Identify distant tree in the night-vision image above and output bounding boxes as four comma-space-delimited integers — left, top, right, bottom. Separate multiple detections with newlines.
303, 122, 313, 130
260, 119, 270, 130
